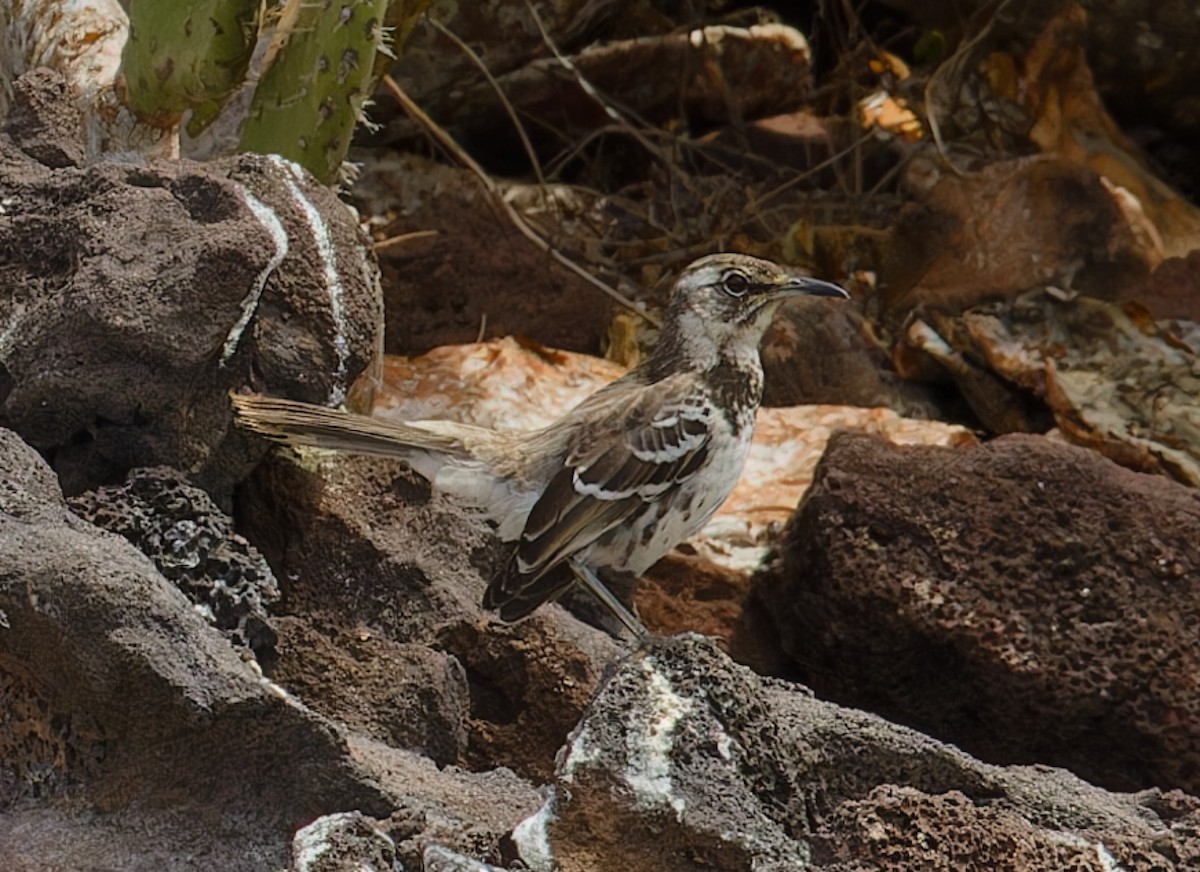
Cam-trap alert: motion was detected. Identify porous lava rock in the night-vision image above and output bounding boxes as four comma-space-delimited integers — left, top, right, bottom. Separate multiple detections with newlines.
513, 634, 1197, 871
67, 465, 280, 661
752, 430, 1200, 794
0, 69, 381, 498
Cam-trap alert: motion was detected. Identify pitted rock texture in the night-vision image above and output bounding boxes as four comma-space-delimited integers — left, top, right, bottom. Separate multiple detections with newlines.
290, 811, 397, 872
67, 466, 279, 662
239, 448, 624, 785
0, 427, 539, 870
752, 430, 1200, 795
271, 617, 469, 767
525, 635, 1198, 871
0, 70, 381, 498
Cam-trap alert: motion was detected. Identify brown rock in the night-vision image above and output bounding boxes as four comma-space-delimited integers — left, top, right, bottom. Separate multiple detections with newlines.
0, 71, 381, 497
386, 17, 818, 156
752, 430, 1200, 794
879, 156, 1159, 318
358, 154, 617, 357
271, 618, 469, 767
0, 426, 539, 870
761, 298, 938, 415
1128, 249, 1200, 322
238, 448, 623, 783
3, 67, 86, 168
0, 425, 384, 864
514, 635, 1197, 870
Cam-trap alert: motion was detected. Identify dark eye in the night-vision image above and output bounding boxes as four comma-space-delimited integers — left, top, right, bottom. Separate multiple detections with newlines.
721, 271, 750, 297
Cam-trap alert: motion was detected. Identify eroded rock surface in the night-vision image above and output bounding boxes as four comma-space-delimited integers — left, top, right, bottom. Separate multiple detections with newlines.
0, 70, 381, 498
67, 465, 280, 661
517, 635, 1196, 871
0, 427, 539, 870
753, 430, 1200, 795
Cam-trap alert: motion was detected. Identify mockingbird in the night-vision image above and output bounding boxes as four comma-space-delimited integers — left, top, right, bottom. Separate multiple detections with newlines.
233, 253, 848, 638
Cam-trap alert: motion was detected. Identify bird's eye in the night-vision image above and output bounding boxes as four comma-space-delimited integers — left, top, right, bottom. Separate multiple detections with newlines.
721, 271, 750, 297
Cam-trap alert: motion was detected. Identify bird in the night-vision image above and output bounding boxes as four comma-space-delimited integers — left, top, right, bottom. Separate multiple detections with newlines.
232, 253, 848, 638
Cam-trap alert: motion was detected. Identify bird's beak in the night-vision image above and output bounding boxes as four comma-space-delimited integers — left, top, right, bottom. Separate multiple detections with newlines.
778, 275, 850, 299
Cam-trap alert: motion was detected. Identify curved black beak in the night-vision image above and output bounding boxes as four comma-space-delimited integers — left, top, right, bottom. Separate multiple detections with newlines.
780, 275, 850, 299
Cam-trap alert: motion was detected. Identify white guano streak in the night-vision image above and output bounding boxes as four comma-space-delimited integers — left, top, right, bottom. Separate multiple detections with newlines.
222, 187, 287, 366
271, 155, 352, 405
509, 794, 557, 872
625, 659, 693, 820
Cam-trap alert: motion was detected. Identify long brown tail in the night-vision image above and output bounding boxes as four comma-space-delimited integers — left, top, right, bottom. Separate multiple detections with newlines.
231, 393, 471, 460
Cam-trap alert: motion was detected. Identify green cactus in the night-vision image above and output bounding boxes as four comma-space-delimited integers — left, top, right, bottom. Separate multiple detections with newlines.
120, 0, 262, 135
240, 0, 399, 183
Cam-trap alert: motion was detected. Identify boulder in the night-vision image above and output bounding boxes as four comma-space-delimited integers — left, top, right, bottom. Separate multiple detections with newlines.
515, 634, 1197, 870
0, 70, 381, 498
753, 431, 1200, 794
0, 427, 539, 870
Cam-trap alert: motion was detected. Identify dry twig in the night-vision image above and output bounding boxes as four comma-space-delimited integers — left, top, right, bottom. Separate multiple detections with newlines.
381, 73, 660, 327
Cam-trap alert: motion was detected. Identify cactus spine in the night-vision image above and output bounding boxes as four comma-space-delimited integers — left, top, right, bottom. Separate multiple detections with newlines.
120, 1, 262, 136
239, 0, 394, 183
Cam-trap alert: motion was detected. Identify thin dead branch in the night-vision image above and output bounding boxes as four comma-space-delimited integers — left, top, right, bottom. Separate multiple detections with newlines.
381, 74, 661, 328
427, 16, 547, 190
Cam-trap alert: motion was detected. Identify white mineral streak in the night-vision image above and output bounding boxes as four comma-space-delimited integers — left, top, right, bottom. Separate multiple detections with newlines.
624, 659, 692, 820
222, 187, 288, 365
560, 721, 599, 780
292, 812, 395, 872
1094, 842, 1128, 872
558, 660, 693, 822
422, 844, 502, 871
271, 155, 352, 405
509, 794, 557, 872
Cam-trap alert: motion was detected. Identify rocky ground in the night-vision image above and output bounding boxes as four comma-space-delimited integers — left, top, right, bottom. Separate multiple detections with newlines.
3, 2, 1200, 870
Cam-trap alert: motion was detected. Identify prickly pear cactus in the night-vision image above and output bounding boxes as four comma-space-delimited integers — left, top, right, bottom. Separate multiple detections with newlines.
120, 0, 261, 136
239, 0, 393, 184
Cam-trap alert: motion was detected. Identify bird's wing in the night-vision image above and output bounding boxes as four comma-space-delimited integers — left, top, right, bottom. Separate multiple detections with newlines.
484, 374, 714, 608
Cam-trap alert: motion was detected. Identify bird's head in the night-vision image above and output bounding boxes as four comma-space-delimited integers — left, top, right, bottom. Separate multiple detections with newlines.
654, 253, 849, 370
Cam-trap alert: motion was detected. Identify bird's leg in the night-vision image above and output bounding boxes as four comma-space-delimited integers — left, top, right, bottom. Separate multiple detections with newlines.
568, 559, 648, 641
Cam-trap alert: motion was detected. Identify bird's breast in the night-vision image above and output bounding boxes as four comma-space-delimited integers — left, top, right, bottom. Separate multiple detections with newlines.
704, 363, 764, 434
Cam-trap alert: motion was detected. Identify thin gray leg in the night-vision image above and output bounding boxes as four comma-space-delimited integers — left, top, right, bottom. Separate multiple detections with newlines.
568, 559, 648, 641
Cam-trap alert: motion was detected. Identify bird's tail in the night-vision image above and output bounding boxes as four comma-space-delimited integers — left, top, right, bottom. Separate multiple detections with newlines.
231, 392, 476, 461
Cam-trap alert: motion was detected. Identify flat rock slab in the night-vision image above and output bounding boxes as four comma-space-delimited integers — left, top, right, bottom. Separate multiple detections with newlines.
753, 430, 1200, 795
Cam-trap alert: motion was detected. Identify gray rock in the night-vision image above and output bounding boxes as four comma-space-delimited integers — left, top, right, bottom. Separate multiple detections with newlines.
67, 466, 280, 661
291, 812, 398, 872
272, 617, 470, 767
520, 634, 1198, 870
0, 427, 539, 870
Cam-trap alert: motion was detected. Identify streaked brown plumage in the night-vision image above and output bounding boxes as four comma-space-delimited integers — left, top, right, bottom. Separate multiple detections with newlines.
233, 253, 848, 636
